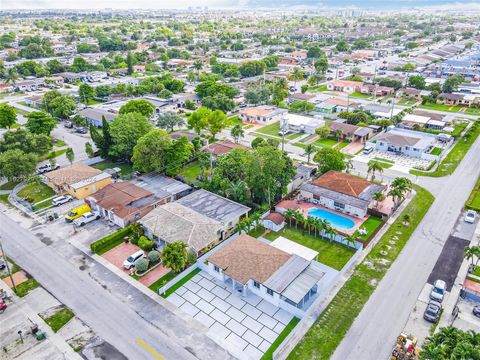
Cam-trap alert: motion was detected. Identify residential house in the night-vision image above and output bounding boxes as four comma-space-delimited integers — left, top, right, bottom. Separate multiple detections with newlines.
24, 95, 43, 109
43, 163, 112, 199
285, 114, 324, 134
300, 170, 385, 218
55, 72, 83, 83
206, 140, 248, 160
14, 79, 43, 92
440, 93, 464, 106
360, 84, 395, 97
78, 107, 116, 127
262, 212, 285, 232
206, 234, 325, 313
315, 98, 357, 114
326, 80, 363, 94
240, 105, 288, 125
132, 174, 192, 201
328, 120, 373, 143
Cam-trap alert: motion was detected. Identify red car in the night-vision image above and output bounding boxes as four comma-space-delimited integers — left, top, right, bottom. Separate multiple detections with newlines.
0, 299, 7, 313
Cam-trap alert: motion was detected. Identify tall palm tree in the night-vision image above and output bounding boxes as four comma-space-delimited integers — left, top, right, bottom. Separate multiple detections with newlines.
303, 144, 316, 164
231, 124, 245, 144
334, 129, 343, 142
306, 216, 316, 235
345, 158, 353, 174
318, 219, 330, 239
225, 180, 249, 204
464, 246, 480, 270
235, 221, 245, 234
344, 234, 357, 249
313, 218, 324, 238
4, 67, 19, 85
373, 191, 385, 209
284, 209, 295, 227
367, 161, 384, 181
250, 212, 261, 230
388, 187, 404, 208
293, 210, 304, 230
289, 67, 305, 89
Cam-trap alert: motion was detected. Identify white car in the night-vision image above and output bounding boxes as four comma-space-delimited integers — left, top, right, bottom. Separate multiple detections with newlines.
430, 279, 447, 302
123, 250, 145, 270
73, 211, 100, 226
37, 163, 60, 174
465, 210, 476, 224
52, 195, 73, 207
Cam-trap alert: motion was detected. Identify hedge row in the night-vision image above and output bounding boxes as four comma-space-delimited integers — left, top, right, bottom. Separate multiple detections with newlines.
90, 226, 133, 254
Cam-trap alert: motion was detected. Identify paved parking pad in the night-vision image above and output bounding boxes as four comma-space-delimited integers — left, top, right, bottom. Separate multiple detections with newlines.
167, 271, 294, 360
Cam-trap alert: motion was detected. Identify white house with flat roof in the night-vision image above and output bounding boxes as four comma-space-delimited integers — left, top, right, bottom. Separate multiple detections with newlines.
285, 113, 324, 134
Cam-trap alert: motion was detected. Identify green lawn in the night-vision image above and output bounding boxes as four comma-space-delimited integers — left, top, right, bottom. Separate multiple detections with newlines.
91, 160, 134, 175
420, 102, 464, 113
300, 134, 318, 143
18, 183, 56, 210
38, 149, 67, 161
227, 115, 243, 127
261, 317, 300, 360
410, 122, 480, 177
87, 99, 104, 105
161, 268, 201, 298
248, 225, 267, 238
0, 194, 11, 206
368, 159, 393, 169
472, 266, 480, 277
335, 141, 349, 150
286, 132, 303, 140
15, 278, 40, 297
178, 161, 202, 184
349, 92, 372, 99
313, 138, 338, 148
53, 138, 67, 148
372, 157, 394, 164
431, 147, 442, 156
43, 307, 75, 332
148, 270, 176, 293
0, 181, 18, 190
309, 84, 328, 92
287, 185, 434, 360
257, 122, 281, 137
465, 107, 480, 115
264, 225, 355, 271
466, 175, 480, 212
355, 215, 384, 242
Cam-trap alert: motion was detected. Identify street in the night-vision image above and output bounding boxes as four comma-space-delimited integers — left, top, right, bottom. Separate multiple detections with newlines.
0, 213, 235, 360
331, 125, 480, 359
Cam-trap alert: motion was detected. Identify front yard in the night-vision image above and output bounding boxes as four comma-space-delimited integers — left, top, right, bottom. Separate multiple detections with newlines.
264, 225, 355, 271
18, 182, 56, 210
287, 185, 434, 360
355, 215, 384, 242
419, 102, 464, 113
466, 175, 480, 212
41, 307, 75, 332
256, 121, 281, 137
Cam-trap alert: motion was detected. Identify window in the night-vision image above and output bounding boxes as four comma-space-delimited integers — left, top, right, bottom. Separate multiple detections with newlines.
334, 201, 345, 209
266, 288, 274, 296
253, 281, 260, 289
214, 265, 220, 273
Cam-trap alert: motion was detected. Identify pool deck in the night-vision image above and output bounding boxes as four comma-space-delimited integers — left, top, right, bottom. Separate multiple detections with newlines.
275, 199, 367, 235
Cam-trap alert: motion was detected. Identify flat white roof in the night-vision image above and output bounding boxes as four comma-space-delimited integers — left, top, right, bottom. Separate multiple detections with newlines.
270, 237, 318, 261
71, 172, 111, 190
403, 114, 430, 124
374, 109, 402, 118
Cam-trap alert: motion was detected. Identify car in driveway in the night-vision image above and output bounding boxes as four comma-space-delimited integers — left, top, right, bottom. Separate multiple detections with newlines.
430, 280, 447, 302
37, 163, 60, 174
52, 195, 73, 206
123, 250, 145, 270
73, 211, 100, 226
423, 300, 442, 323
473, 305, 480, 318
464, 210, 476, 224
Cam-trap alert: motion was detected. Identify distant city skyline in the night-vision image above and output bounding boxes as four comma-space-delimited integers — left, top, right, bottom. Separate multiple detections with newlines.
1, 0, 479, 10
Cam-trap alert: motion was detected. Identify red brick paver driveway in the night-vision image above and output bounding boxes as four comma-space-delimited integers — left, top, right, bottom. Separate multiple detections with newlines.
102, 242, 142, 272
2, 270, 29, 288
138, 266, 171, 287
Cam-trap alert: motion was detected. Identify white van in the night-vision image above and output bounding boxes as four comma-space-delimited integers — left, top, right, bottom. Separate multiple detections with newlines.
123, 250, 145, 270
363, 146, 374, 155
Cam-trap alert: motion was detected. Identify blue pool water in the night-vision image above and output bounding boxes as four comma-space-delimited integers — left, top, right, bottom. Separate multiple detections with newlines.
307, 208, 355, 230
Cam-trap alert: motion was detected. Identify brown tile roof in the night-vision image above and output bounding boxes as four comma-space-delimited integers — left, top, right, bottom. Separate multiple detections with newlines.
265, 212, 285, 225
313, 170, 373, 197
44, 163, 103, 186
375, 132, 420, 147
90, 182, 155, 219
240, 107, 273, 117
328, 121, 360, 136
207, 234, 291, 284
207, 140, 248, 156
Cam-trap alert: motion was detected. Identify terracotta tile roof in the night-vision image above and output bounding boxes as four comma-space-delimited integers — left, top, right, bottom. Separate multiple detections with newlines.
313, 170, 373, 198
329, 80, 363, 88
265, 212, 285, 225
44, 163, 103, 186
90, 182, 156, 219
207, 234, 291, 285
240, 107, 273, 117
207, 140, 248, 156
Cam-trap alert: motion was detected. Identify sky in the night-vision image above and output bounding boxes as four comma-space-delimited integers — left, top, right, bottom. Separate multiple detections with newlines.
0, 0, 476, 9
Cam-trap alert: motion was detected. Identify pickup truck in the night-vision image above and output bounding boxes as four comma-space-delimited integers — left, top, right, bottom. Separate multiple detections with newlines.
37, 163, 60, 174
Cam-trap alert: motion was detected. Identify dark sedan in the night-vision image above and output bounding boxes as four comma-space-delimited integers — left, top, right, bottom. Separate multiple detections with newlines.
424, 301, 442, 323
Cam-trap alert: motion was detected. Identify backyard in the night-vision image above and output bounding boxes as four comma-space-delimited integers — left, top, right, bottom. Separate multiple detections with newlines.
92, 160, 134, 176
178, 161, 202, 184
354, 215, 384, 242
287, 185, 434, 360
263, 225, 356, 271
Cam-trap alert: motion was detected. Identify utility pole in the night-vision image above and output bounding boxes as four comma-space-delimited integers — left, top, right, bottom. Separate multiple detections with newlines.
0, 238, 16, 293
347, 95, 350, 113
281, 117, 287, 152
390, 93, 396, 121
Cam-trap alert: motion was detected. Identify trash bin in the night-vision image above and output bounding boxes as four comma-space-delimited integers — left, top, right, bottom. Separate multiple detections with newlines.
36, 331, 46, 340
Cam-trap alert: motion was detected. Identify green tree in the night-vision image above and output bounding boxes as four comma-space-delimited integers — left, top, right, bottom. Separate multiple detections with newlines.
42, 89, 61, 113
408, 75, 426, 90
307, 46, 324, 59
79, 83, 95, 104
49, 95, 76, 119
367, 161, 383, 181
126, 51, 134, 75
161, 241, 189, 273
65, 147, 75, 165
442, 74, 464, 93
0, 149, 37, 182
119, 99, 155, 118
231, 124, 245, 144
206, 110, 228, 139
85, 142, 94, 158
313, 147, 346, 174
289, 67, 305, 88
202, 94, 236, 112
314, 58, 329, 74
420, 327, 480, 360
109, 113, 153, 161
303, 144, 316, 164
187, 106, 211, 135
0, 103, 17, 129
131, 129, 173, 173
316, 125, 331, 139
336, 39, 349, 52
26, 111, 56, 136
156, 111, 185, 132
165, 136, 193, 176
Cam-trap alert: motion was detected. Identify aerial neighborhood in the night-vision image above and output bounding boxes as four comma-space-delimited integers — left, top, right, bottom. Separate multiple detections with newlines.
0, 4, 480, 360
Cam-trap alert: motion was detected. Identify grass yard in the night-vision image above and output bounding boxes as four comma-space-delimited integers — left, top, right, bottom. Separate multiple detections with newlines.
148, 270, 176, 293
397, 99, 418, 106
248, 225, 268, 238
466, 175, 480, 212
335, 141, 349, 150
368, 159, 393, 169
178, 161, 202, 184
91, 160, 134, 175
287, 185, 434, 360
53, 138, 67, 148
349, 92, 372, 99
38, 148, 67, 161
0, 194, 11, 206
227, 115, 243, 127
87, 99, 104, 105
410, 122, 480, 177
420, 102, 464, 113
465, 107, 480, 115
355, 215, 384, 242
313, 138, 338, 148
161, 268, 201, 298
430, 147, 443, 156
372, 157, 394, 164
309, 84, 328, 92
18, 183, 55, 210
0, 181, 18, 190
264, 225, 355, 271
286, 132, 303, 140
43, 307, 75, 332
300, 134, 318, 143
15, 278, 40, 297
256, 122, 281, 137
261, 317, 301, 360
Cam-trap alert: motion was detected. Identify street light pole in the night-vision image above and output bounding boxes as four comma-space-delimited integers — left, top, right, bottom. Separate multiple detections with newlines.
0, 238, 16, 293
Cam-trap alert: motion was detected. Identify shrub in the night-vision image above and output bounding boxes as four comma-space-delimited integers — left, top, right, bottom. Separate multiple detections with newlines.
135, 257, 149, 273
90, 226, 133, 254
138, 236, 155, 251
130, 235, 139, 245
148, 250, 161, 263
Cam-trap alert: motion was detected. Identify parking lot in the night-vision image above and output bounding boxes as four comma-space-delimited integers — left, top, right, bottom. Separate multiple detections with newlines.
167, 271, 294, 360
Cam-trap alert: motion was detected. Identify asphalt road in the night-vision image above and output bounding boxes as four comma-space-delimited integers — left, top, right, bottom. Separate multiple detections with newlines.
0, 213, 233, 360
331, 130, 480, 360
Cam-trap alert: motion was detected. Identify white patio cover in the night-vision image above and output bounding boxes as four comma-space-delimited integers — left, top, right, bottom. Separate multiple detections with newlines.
270, 237, 318, 261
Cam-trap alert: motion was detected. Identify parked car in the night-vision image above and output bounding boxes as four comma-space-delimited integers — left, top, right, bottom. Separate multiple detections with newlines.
0, 299, 7, 313
430, 280, 447, 302
473, 305, 480, 318
52, 195, 73, 207
73, 211, 100, 226
75, 127, 88, 134
0, 260, 5, 270
64, 121, 74, 128
65, 204, 91, 222
423, 300, 442, 323
37, 163, 60, 174
363, 146, 374, 155
465, 210, 476, 224
123, 250, 145, 270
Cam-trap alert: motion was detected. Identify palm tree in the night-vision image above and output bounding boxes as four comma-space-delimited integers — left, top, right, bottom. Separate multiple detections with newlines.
345, 158, 353, 174
289, 67, 305, 89
250, 212, 261, 230
313, 218, 324, 238
4, 67, 18, 85
231, 124, 245, 144
318, 219, 330, 239
235, 221, 245, 234
225, 180, 249, 204
193, 60, 203, 73
325, 226, 337, 243
464, 246, 480, 271
293, 210, 304, 230
284, 209, 295, 227
344, 234, 357, 249
388, 187, 404, 208
303, 144, 316, 164
373, 191, 385, 209
367, 161, 384, 181
334, 129, 343, 142
306, 216, 316, 235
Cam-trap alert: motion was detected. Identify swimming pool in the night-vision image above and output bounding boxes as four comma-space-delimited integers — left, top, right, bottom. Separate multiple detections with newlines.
307, 208, 355, 230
